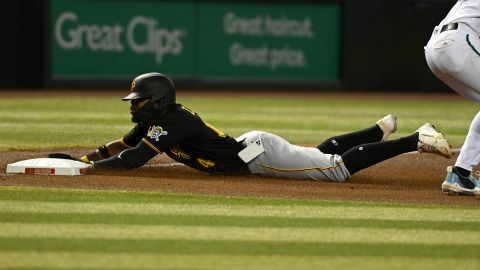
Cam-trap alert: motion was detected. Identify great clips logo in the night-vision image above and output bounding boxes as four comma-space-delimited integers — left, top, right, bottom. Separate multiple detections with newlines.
54, 12, 185, 63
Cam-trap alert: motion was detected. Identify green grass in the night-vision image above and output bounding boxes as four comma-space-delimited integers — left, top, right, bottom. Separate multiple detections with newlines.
0, 95, 477, 150
0, 186, 479, 270
2, 95, 480, 269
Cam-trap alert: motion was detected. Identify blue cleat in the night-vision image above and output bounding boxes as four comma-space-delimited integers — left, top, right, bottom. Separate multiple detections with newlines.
442, 166, 478, 196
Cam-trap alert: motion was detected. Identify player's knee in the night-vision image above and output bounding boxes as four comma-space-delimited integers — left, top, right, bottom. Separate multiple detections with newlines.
317, 137, 338, 153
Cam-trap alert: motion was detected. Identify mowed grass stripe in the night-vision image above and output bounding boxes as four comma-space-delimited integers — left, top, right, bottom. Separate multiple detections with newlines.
1, 96, 477, 148
1, 253, 479, 270
1, 237, 478, 258
1, 200, 479, 222
1, 252, 478, 270
1, 223, 478, 245
0, 186, 473, 210
1, 212, 478, 231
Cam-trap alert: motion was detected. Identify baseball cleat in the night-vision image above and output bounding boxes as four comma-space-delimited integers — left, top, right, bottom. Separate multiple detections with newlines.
475, 186, 480, 198
442, 166, 478, 196
473, 172, 480, 198
416, 123, 452, 158
376, 114, 397, 141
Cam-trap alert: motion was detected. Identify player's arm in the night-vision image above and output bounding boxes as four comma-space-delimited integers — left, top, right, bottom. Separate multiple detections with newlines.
79, 122, 149, 163
78, 139, 131, 163
92, 140, 158, 170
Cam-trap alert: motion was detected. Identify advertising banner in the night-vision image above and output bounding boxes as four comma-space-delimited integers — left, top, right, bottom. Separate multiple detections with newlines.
50, 0, 341, 82
197, 2, 341, 81
51, 0, 195, 79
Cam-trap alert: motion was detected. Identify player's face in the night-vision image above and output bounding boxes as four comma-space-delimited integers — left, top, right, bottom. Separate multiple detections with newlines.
130, 98, 149, 113
130, 98, 150, 122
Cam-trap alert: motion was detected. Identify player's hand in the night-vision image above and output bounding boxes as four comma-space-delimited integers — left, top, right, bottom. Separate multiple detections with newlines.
48, 153, 81, 161
48, 153, 92, 164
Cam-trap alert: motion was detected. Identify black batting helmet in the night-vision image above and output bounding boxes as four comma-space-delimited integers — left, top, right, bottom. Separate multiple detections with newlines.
123, 72, 176, 122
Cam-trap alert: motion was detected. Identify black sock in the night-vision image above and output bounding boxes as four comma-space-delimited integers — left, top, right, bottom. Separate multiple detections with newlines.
317, 125, 384, 155
341, 133, 419, 175
455, 166, 471, 177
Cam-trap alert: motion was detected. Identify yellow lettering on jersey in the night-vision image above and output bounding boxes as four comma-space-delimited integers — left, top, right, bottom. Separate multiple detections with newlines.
169, 145, 191, 160
181, 106, 196, 116
205, 122, 226, 138
197, 158, 215, 169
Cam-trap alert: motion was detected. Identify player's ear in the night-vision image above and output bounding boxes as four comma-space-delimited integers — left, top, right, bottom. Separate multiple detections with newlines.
153, 97, 165, 108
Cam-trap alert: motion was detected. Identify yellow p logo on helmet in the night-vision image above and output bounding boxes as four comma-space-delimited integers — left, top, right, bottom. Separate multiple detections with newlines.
131, 81, 136, 91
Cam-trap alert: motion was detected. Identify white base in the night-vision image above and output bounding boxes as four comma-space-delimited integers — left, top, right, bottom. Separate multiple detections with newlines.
6, 158, 92, 176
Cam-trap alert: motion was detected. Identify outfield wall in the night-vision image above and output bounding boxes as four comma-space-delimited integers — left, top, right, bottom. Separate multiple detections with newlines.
0, 0, 452, 91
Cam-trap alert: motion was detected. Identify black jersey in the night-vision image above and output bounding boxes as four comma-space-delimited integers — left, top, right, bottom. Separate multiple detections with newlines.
122, 104, 249, 174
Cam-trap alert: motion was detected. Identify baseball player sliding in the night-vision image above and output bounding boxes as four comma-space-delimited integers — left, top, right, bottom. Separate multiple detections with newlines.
52, 72, 452, 182
424, 0, 480, 196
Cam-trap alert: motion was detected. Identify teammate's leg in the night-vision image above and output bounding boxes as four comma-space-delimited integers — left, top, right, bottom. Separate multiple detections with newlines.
317, 115, 396, 155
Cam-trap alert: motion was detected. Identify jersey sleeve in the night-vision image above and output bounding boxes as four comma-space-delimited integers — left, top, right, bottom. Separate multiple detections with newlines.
122, 122, 149, 147
93, 140, 158, 170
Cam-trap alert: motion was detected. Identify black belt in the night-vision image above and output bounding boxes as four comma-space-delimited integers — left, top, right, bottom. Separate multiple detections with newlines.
440, 23, 458, 33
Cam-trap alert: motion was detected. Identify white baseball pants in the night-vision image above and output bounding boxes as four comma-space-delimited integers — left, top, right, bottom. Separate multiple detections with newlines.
237, 131, 351, 182
425, 21, 480, 171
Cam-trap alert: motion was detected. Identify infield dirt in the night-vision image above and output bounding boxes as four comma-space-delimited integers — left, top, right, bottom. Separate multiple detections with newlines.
1, 90, 479, 207
1, 149, 479, 207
